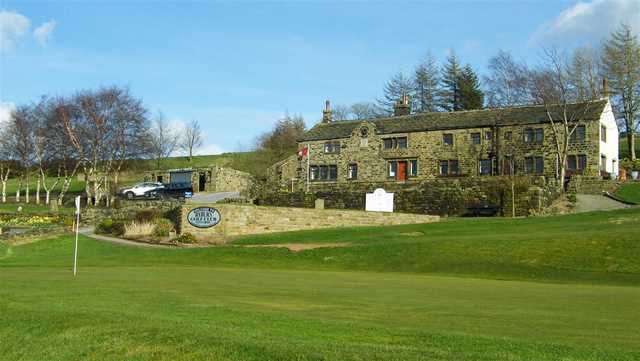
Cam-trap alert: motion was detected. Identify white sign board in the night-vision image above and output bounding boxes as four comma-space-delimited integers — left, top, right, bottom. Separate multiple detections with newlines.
366, 188, 394, 213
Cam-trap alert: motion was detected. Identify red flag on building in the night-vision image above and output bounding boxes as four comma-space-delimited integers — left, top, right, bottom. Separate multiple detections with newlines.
298, 146, 308, 157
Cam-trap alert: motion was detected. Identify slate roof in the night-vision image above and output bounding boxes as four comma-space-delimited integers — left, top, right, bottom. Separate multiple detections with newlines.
299, 99, 608, 142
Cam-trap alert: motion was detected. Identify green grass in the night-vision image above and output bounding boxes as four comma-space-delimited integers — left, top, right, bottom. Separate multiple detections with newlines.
0, 202, 75, 214
1, 209, 639, 360
615, 182, 640, 204
125, 152, 257, 171
3, 176, 85, 195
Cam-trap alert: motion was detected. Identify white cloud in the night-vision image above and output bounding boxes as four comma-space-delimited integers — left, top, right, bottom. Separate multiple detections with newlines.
0, 10, 31, 53
33, 20, 56, 47
530, 0, 640, 46
0, 101, 15, 128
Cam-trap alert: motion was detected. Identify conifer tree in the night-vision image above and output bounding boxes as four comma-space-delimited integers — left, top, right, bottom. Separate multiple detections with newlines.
413, 52, 440, 113
377, 72, 414, 116
458, 65, 485, 110
440, 51, 462, 111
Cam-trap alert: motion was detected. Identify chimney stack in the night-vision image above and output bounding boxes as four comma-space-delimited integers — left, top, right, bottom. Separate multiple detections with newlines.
393, 93, 411, 116
322, 100, 332, 123
602, 77, 610, 98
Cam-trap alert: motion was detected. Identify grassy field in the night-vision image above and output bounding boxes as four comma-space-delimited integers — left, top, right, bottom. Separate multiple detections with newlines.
1, 209, 639, 360
3, 176, 85, 195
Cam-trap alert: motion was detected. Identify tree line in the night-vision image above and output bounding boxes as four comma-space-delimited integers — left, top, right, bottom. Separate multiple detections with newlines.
0, 86, 204, 206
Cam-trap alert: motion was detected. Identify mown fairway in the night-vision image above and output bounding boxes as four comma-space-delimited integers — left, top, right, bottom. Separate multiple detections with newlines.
1, 209, 640, 360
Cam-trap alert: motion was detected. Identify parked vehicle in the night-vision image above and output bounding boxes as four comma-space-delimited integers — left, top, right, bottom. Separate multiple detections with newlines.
119, 182, 164, 200
144, 182, 193, 201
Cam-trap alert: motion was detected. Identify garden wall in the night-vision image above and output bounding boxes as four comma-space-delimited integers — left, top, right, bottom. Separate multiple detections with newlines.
82, 199, 181, 224
567, 176, 622, 195
260, 176, 560, 217
180, 203, 439, 244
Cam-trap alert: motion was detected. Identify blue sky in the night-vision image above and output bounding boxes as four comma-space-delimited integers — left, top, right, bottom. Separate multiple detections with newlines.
1, 0, 639, 154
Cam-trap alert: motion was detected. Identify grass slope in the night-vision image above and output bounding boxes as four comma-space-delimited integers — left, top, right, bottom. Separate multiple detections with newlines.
3, 177, 85, 195
615, 182, 640, 204
1, 209, 639, 360
620, 135, 640, 159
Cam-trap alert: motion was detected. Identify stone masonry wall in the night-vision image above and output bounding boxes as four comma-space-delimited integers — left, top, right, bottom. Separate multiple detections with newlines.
180, 203, 439, 244
567, 176, 622, 195
82, 199, 181, 224
260, 176, 559, 217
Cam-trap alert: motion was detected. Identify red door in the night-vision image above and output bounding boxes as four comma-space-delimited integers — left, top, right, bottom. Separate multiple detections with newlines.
397, 161, 407, 181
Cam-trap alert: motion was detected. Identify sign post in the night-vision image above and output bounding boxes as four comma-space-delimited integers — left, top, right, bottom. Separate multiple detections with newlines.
73, 196, 81, 276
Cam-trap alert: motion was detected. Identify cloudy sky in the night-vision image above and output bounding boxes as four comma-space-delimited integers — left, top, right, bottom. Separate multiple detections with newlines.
1, 0, 638, 154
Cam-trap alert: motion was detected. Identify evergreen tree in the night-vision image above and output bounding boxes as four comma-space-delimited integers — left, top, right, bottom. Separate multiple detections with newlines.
458, 65, 485, 110
377, 72, 414, 116
602, 23, 640, 160
413, 52, 440, 113
440, 51, 462, 111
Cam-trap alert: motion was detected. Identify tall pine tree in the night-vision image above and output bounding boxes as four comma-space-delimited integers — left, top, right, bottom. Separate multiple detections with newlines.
377, 72, 414, 116
413, 52, 440, 113
458, 65, 485, 110
440, 51, 462, 111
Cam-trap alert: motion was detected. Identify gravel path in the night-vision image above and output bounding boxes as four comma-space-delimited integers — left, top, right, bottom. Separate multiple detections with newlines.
574, 194, 632, 213
190, 191, 241, 203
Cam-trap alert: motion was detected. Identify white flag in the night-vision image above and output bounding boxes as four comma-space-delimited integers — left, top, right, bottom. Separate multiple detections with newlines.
75, 196, 81, 215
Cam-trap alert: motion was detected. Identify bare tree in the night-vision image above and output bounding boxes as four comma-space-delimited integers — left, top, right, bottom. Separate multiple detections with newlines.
603, 23, 640, 160
181, 120, 203, 161
529, 49, 598, 191
331, 105, 351, 121
52, 99, 83, 206
150, 111, 180, 169
350, 102, 380, 119
484, 50, 531, 107
569, 46, 602, 100
32, 98, 61, 205
4, 106, 35, 203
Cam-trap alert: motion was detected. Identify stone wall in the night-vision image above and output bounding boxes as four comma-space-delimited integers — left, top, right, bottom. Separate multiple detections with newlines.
82, 199, 181, 224
260, 176, 560, 217
180, 203, 439, 243
145, 166, 253, 194
567, 176, 622, 195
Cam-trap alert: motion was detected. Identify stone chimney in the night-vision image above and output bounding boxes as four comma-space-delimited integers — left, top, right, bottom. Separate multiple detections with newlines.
322, 100, 332, 123
602, 77, 610, 98
393, 93, 411, 116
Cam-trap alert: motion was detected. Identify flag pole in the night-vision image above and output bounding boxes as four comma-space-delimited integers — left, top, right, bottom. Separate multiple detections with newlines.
73, 196, 80, 276
306, 143, 310, 193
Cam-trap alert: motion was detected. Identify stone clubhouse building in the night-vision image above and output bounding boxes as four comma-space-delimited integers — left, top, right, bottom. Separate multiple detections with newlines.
271, 96, 619, 190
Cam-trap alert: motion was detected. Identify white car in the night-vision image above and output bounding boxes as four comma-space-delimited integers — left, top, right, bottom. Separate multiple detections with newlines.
120, 182, 164, 200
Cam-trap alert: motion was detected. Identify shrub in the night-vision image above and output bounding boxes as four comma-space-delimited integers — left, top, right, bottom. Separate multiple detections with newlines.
152, 218, 175, 238
134, 209, 163, 223
567, 193, 577, 203
172, 232, 196, 244
124, 221, 155, 238
620, 158, 640, 171
95, 218, 125, 236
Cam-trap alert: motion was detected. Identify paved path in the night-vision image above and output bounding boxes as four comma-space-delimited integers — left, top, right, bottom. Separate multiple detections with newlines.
78, 227, 173, 248
574, 194, 632, 213
190, 191, 241, 203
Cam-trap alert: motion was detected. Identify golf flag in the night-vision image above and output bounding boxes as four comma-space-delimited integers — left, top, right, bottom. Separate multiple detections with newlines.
75, 196, 81, 215
73, 196, 81, 276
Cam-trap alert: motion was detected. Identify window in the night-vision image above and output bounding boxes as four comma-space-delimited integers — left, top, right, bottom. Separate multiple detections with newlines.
309, 165, 337, 181
601, 125, 607, 142
479, 159, 492, 175
383, 137, 408, 150
471, 132, 481, 144
439, 160, 448, 176
524, 128, 543, 144
566, 155, 587, 173
570, 125, 586, 143
443, 134, 454, 146
324, 141, 341, 154
524, 156, 544, 174
347, 164, 358, 180
439, 160, 459, 176
409, 159, 418, 176
484, 131, 493, 141
388, 161, 398, 177
503, 155, 515, 175
504, 131, 512, 141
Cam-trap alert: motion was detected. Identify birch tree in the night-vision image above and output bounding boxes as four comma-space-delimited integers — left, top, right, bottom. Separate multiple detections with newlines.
150, 111, 179, 169
181, 120, 203, 161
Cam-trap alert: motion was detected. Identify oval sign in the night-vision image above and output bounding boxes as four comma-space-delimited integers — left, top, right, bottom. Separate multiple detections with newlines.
187, 207, 221, 228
